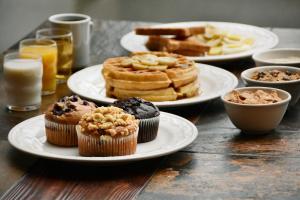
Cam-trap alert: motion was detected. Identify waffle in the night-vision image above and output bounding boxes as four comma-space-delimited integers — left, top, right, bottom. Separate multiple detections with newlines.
102, 52, 200, 101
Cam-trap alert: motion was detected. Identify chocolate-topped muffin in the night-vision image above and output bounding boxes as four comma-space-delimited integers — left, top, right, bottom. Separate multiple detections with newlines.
45, 95, 96, 146
113, 97, 160, 143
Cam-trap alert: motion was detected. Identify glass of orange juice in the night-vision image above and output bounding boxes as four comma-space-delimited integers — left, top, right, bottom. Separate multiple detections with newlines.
19, 38, 58, 95
36, 28, 73, 84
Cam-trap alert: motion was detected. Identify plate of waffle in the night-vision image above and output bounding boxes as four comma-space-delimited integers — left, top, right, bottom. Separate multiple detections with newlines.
68, 52, 238, 107
120, 21, 278, 62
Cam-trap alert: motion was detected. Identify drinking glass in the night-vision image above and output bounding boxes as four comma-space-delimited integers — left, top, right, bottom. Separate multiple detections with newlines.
19, 38, 57, 95
36, 28, 73, 83
3, 52, 43, 111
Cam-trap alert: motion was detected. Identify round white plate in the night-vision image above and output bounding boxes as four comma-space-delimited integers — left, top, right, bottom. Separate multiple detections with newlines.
8, 112, 198, 163
67, 63, 238, 107
120, 21, 279, 62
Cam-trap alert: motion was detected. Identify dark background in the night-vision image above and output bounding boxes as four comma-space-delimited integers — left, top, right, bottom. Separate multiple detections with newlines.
1, 0, 299, 52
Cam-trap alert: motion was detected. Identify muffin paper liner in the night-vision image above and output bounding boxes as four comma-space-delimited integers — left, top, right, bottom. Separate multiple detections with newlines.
76, 126, 138, 157
45, 118, 78, 147
138, 115, 160, 143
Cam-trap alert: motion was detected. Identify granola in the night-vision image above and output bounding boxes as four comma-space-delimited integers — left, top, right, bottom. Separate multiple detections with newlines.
251, 69, 300, 82
226, 90, 282, 104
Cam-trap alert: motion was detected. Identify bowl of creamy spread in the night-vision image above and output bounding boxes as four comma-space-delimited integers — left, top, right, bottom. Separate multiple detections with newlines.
221, 87, 291, 134
241, 66, 300, 105
252, 48, 300, 67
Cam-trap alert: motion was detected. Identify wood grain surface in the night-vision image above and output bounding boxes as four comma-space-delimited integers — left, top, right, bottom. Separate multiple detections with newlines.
0, 20, 299, 200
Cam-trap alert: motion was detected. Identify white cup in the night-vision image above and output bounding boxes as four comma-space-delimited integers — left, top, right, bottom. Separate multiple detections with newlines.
49, 13, 93, 69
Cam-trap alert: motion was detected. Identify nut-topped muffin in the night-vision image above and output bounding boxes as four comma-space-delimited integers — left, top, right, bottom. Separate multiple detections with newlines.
76, 106, 139, 156
45, 95, 96, 147
113, 97, 160, 143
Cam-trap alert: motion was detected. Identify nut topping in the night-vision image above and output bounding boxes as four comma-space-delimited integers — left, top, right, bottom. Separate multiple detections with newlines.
79, 106, 139, 137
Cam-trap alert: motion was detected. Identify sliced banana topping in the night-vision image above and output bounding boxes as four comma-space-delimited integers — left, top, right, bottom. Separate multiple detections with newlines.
126, 54, 179, 71
157, 56, 177, 66
132, 54, 159, 66
132, 61, 168, 71
120, 58, 133, 67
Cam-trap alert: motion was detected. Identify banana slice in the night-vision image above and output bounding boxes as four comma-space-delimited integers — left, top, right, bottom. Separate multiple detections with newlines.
157, 57, 177, 66
208, 47, 223, 55
223, 44, 251, 54
226, 34, 242, 41
132, 61, 168, 71
133, 54, 159, 66
243, 38, 254, 45
120, 58, 133, 67
206, 38, 222, 47
132, 61, 148, 70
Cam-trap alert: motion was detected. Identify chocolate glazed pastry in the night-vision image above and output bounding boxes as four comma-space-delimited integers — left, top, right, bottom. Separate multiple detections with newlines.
113, 97, 160, 143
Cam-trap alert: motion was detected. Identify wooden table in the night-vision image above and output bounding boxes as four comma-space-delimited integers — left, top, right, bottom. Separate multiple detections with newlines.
0, 20, 299, 200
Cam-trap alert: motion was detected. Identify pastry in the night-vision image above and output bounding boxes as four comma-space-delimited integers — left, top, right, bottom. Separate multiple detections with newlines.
44, 95, 96, 147
146, 36, 210, 56
113, 97, 160, 143
102, 52, 200, 101
135, 26, 205, 37
76, 106, 139, 156
135, 24, 254, 56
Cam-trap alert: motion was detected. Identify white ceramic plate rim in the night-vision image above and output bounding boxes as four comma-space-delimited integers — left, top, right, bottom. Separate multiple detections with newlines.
120, 21, 279, 62
8, 112, 198, 163
67, 63, 238, 107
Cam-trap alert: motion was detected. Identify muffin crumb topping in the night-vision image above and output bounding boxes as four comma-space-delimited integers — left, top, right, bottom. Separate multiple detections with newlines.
79, 106, 138, 137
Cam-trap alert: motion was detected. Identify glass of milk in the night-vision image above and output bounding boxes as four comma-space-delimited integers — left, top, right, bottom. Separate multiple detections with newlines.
3, 52, 43, 111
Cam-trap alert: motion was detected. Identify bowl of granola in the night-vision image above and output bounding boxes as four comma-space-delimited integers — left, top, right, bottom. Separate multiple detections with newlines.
241, 66, 300, 105
221, 87, 291, 134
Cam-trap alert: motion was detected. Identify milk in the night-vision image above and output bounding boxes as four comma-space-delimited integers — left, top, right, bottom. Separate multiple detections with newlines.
4, 59, 43, 108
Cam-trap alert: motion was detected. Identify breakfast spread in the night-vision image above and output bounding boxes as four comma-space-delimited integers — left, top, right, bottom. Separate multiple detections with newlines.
44, 95, 96, 146
102, 52, 200, 101
77, 106, 139, 156
251, 69, 300, 81
113, 97, 160, 143
7, 18, 298, 162
225, 90, 282, 104
136, 24, 254, 56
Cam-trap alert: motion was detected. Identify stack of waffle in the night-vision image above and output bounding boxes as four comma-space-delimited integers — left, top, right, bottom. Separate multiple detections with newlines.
102, 52, 200, 101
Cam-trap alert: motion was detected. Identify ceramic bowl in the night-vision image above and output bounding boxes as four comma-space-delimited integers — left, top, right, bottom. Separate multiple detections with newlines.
252, 48, 300, 67
241, 66, 300, 105
221, 87, 291, 134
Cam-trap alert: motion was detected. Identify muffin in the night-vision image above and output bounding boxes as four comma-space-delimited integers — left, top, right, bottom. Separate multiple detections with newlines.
45, 95, 96, 147
77, 106, 139, 156
113, 97, 160, 143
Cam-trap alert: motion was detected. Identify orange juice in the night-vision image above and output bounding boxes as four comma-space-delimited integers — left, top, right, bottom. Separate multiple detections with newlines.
20, 39, 57, 95
36, 28, 73, 83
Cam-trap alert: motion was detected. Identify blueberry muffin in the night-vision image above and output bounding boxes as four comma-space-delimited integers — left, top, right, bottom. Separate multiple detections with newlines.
76, 106, 139, 156
113, 97, 160, 143
45, 95, 96, 146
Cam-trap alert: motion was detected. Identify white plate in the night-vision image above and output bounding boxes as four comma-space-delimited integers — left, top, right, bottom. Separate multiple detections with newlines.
67, 63, 238, 107
8, 112, 198, 163
120, 21, 279, 62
